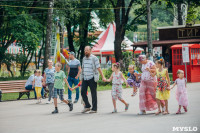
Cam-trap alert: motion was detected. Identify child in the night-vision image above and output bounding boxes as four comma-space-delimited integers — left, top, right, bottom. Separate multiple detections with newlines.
127, 65, 141, 96
171, 70, 188, 114
154, 59, 170, 115
52, 62, 73, 114
106, 63, 129, 113
32, 70, 44, 104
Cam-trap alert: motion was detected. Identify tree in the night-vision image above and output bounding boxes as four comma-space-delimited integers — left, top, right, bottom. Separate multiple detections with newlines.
108, 0, 147, 62
13, 13, 42, 77
1, 54, 15, 77
43, 0, 54, 72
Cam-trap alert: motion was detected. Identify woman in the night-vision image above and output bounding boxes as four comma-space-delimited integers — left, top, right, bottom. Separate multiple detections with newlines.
137, 55, 158, 115
44, 60, 55, 104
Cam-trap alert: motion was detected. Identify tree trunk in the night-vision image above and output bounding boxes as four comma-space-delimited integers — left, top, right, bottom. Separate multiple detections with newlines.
43, 0, 54, 72
146, 0, 153, 60
177, 3, 183, 25
66, 22, 75, 52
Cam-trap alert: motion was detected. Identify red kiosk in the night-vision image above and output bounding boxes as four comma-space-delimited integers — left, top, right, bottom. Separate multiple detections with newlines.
171, 44, 200, 82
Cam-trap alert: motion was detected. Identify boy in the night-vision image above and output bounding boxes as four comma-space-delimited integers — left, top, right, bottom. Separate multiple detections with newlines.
52, 62, 73, 114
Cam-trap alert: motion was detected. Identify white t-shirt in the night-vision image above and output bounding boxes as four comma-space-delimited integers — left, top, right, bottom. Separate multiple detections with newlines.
34, 76, 43, 88
25, 74, 34, 87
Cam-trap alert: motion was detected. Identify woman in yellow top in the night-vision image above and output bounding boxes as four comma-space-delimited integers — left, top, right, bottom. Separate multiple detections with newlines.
154, 59, 170, 115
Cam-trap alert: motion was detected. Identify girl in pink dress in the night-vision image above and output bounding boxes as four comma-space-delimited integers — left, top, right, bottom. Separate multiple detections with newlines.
106, 63, 129, 113
171, 70, 188, 114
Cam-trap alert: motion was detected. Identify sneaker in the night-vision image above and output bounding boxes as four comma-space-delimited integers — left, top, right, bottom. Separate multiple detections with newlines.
46, 101, 51, 104
68, 103, 73, 111
89, 110, 97, 113
52, 109, 58, 114
82, 108, 90, 113
125, 103, 129, 111
68, 99, 72, 102
74, 99, 78, 103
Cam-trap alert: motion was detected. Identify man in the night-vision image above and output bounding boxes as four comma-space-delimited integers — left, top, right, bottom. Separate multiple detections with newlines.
81, 46, 106, 113
25, 70, 37, 99
67, 52, 81, 103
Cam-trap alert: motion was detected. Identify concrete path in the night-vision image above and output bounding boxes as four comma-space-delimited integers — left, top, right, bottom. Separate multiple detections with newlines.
0, 83, 200, 133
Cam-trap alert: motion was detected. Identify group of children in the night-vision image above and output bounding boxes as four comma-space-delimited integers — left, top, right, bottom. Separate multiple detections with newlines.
32, 59, 188, 115
32, 63, 73, 114
93, 58, 188, 114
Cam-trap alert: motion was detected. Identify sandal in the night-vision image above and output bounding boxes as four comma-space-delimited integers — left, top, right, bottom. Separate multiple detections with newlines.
176, 110, 181, 114
183, 106, 188, 112
162, 111, 169, 115
155, 111, 161, 115
125, 104, 129, 111
112, 109, 117, 113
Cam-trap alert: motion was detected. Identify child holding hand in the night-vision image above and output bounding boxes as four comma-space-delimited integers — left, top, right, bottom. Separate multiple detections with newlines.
106, 63, 129, 113
171, 70, 188, 114
52, 63, 73, 114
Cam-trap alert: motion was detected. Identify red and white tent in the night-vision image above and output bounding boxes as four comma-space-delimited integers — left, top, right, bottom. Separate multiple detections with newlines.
92, 23, 143, 55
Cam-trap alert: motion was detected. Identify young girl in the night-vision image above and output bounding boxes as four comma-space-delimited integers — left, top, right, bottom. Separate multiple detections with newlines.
106, 63, 129, 113
171, 70, 188, 114
154, 59, 170, 115
127, 65, 141, 96
32, 70, 44, 104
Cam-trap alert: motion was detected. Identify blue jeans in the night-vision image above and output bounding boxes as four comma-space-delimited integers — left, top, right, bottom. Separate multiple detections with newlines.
25, 85, 44, 98
68, 76, 79, 100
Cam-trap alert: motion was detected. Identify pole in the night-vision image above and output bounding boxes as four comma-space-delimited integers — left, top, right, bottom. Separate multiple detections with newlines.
185, 63, 187, 82
146, 0, 153, 61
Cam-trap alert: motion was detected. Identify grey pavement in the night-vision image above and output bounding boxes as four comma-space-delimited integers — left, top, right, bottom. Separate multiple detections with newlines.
0, 83, 200, 133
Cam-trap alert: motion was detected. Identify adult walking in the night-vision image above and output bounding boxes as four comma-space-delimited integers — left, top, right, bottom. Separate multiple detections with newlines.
81, 46, 106, 113
137, 55, 158, 115
67, 52, 81, 103
44, 59, 55, 104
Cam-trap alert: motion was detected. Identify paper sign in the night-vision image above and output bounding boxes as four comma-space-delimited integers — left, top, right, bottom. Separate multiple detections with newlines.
182, 44, 190, 63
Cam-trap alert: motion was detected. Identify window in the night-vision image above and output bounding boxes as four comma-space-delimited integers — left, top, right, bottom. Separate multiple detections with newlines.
191, 48, 200, 65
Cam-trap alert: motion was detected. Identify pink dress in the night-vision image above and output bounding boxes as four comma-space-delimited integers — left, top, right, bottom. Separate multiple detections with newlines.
139, 60, 158, 111
175, 78, 188, 107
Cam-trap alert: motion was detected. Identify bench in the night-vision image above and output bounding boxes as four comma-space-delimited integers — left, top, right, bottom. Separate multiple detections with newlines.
0, 80, 33, 101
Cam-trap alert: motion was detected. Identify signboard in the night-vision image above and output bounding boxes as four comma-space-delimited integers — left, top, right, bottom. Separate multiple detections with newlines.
182, 44, 190, 63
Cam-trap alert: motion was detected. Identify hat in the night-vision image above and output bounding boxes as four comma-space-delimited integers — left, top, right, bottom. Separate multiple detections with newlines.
69, 51, 75, 56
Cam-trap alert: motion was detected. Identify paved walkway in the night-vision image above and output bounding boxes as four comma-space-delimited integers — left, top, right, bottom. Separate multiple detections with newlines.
0, 83, 200, 133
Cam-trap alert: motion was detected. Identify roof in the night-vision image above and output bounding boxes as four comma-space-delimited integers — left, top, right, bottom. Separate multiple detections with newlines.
132, 39, 200, 47
171, 44, 200, 49
157, 24, 200, 30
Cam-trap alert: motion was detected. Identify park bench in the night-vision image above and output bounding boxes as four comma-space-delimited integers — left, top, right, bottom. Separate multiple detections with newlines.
0, 80, 33, 101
